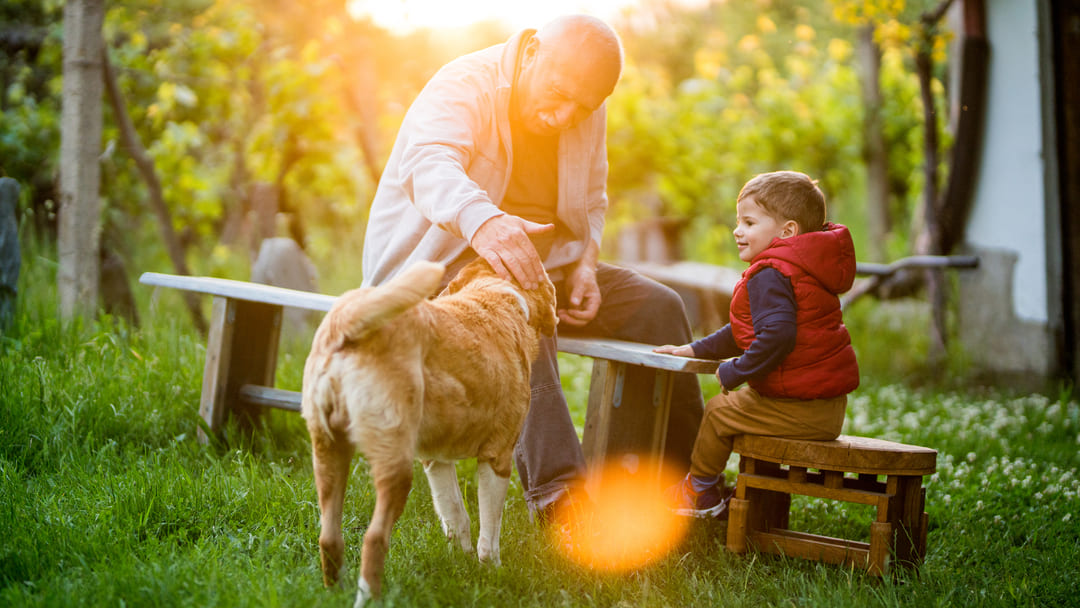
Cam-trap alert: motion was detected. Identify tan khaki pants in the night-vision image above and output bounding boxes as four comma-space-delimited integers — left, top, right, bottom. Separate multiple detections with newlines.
689, 387, 847, 478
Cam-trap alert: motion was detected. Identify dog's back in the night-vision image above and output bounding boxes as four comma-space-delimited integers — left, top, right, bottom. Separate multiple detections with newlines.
302, 261, 445, 439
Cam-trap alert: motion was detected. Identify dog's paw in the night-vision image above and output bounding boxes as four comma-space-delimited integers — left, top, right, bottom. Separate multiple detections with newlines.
477, 544, 501, 566
353, 578, 373, 608
450, 532, 474, 554
441, 522, 473, 553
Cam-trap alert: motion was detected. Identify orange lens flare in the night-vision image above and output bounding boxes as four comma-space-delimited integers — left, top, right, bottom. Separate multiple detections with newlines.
552, 458, 690, 572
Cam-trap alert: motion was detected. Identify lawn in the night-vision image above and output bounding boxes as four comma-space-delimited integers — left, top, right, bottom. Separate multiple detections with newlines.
1, 258, 1078, 607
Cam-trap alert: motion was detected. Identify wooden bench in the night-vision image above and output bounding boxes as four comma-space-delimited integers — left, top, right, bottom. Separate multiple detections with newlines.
138, 272, 718, 474
726, 434, 937, 576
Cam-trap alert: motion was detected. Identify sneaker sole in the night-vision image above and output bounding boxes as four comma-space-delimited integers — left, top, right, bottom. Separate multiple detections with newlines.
674, 500, 728, 519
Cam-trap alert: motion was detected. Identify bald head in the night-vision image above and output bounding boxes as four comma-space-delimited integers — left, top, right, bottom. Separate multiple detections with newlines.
513, 15, 623, 135
534, 15, 623, 92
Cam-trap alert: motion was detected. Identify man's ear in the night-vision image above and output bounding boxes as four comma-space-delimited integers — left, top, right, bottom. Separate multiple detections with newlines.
522, 35, 541, 66
781, 220, 801, 239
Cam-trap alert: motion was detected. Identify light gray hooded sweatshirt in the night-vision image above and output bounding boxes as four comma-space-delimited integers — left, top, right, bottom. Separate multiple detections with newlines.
361, 29, 610, 286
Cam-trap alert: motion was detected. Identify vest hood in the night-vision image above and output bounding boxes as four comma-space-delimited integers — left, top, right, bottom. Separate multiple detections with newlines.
754, 222, 856, 295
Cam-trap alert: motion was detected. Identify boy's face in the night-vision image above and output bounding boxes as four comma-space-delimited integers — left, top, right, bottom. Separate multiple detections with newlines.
733, 196, 799, 262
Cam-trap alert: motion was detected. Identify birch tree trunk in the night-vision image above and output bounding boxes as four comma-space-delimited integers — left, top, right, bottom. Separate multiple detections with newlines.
58, 0, 105, 321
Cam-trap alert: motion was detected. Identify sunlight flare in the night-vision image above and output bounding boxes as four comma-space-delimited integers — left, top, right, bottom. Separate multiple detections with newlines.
552, 459, 690, 572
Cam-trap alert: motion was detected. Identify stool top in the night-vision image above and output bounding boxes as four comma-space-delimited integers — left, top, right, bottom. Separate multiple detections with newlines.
733, 434, 937, 476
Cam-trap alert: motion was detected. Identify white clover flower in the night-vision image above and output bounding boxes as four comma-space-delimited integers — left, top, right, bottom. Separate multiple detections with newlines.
1065, 513, 1073, 523
967, 452, 977, 463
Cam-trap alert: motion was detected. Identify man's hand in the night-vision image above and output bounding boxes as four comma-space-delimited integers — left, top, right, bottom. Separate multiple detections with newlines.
471, 215, 555, 290
558, 259, 601, 328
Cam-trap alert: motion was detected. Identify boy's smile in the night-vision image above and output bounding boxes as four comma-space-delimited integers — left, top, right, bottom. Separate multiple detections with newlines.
733, 196, 798, 262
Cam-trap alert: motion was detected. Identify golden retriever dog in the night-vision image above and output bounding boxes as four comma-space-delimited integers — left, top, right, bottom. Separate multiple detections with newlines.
301, 257, 556, 605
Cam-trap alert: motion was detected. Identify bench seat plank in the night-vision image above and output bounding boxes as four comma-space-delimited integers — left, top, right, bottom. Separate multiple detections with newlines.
141, 272, 336, 311
558, 336, 718, 374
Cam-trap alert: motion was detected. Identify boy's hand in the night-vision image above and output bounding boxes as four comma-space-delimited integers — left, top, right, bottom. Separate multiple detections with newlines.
716, 372, 729, 394
653, 344, 695, 358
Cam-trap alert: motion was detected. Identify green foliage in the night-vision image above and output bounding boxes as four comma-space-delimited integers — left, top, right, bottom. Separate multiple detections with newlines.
606, 0, 949, 265
3, 0, 957, 281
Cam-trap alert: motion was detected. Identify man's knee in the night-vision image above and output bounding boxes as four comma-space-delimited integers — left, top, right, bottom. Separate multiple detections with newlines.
644, 280, 688, 317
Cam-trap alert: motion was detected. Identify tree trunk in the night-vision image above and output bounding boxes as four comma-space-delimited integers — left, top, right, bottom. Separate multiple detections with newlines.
58, 0, 105, 321
857, 23, 889, 262
101, 46, 207, 333
916, 19, 947, 366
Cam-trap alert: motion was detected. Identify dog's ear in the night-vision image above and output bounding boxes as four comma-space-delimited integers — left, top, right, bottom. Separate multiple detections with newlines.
443, 258, 489, 295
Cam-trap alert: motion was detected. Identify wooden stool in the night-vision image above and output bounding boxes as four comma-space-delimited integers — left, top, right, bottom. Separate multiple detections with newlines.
725, 434, 936, 576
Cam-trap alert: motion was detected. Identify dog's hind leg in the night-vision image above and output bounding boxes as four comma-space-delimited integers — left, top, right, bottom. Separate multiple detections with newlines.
311, 429, 355, 588
357, 456, 412, 606
423, 459, 473, 553
476, 460, 510, 566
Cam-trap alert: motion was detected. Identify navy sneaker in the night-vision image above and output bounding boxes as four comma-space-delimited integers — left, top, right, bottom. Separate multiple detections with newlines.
666, 474, 731, 519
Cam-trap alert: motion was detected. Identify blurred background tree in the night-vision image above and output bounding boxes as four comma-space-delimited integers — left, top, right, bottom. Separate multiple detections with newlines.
0, 0, 955, 304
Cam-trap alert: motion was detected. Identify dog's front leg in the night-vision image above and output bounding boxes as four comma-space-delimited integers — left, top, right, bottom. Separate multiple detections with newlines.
476, 461, 510, 566
422, 460, 472, 553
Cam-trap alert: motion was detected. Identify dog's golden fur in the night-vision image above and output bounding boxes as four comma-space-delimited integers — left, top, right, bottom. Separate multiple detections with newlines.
301, 258, 556, 604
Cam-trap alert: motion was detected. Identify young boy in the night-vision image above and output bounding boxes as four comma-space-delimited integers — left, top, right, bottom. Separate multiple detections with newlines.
655, 170, 859, 518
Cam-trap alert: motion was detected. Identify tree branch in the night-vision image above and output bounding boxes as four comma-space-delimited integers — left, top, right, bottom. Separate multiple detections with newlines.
101, 45, 207, 334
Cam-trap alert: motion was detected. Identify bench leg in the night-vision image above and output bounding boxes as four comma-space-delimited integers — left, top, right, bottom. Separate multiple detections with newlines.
582, 359, 622, 465
199, 298, 235, 443
650, 369, 674, 481
197, 296, 282, 444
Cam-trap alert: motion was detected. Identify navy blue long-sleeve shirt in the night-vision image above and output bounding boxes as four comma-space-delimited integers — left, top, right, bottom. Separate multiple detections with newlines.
689, 267, 797, 390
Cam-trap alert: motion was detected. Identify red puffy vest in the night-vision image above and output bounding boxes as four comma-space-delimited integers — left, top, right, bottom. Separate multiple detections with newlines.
729, 223, 860, 399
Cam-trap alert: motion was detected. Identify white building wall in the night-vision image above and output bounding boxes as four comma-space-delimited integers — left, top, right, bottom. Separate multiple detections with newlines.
965, 0, 1048, 323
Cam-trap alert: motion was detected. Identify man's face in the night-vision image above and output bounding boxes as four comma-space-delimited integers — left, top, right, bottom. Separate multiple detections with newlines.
514, 40, 617, 136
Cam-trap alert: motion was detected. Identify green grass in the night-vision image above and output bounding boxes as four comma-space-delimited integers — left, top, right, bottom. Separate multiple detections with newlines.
2, 251, 1079, 607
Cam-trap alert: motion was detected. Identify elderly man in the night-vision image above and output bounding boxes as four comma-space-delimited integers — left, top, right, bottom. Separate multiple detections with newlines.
362, 15, 703, 522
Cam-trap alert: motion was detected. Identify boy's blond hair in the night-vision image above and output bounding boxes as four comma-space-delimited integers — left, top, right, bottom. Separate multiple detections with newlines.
738, 171, 826, 234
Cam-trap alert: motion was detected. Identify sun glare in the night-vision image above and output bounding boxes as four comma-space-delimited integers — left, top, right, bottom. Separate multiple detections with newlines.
552, 459, 690, 572
347, 0, 674, 34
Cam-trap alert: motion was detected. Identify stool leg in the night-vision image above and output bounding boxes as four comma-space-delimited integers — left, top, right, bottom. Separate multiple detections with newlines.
918, 510, 929, 564
727, 497, 750, 554
894, 476, 925, 567
869, 521, 892, 576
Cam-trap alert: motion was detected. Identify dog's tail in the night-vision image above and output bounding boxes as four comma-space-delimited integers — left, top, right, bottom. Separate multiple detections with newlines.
317, 261, 445, 349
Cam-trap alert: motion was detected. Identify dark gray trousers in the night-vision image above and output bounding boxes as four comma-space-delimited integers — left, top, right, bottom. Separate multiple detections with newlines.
514, 263, 705, 516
